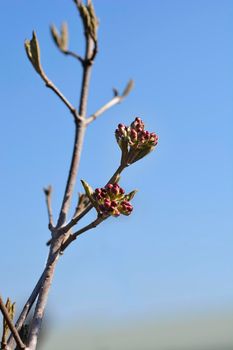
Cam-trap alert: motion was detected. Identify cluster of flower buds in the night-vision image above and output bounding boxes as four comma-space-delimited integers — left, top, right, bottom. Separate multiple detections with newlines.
115, 117, 158, 165
81, 180, 136, 218
94, 183, 133, 217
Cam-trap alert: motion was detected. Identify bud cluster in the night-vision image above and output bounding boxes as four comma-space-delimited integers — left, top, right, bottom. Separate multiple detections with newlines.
93, 183, 133, 217
115, 117, 158, 165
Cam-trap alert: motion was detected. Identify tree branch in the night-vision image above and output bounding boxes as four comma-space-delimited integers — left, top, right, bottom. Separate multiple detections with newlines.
63, 50, 84, 65
60, 216, 105, 252
56, 122, 86, 227
0, 296, 26, 349
85, 80, 134, 125
43, 186, 54, 228
56, 27, 94, 228
7, 271, 46, 349
26, 246, 60, 350
42, 74, 80, 121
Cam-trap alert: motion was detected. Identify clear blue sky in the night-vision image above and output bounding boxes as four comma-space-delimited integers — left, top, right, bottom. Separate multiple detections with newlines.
0, 0, 232, 325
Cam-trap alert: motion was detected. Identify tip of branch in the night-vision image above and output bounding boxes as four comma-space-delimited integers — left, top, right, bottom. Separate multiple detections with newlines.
43, 185, 52, 196
122, 79, 134, 98
113, 88, 119, 97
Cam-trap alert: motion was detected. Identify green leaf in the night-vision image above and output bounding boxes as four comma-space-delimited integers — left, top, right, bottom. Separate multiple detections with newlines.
80, 179, 94, 199
60, 22, 68, 51
131, 145, 155, 164
125, 190, 137, 201
24, 31, 43, 75
50, 22, 68, 52
50, 24, 61, 48
80, 179, 99, 213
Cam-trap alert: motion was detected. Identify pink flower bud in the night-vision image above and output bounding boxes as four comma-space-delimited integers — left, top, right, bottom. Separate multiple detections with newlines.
130, 129, 137, 140
118, 123, 125, 129
119, 188, 125, 195
113, 209, 120, 217
112, 187, 119, 195
105, 184, 113, 190
104, 199, 111, 208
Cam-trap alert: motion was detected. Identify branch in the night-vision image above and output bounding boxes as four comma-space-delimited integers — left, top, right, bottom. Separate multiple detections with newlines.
50, 23, 84, 65
0, 296, 26, 349
25, 31, 80, 122
63, 50, 84, 64
26, 248, 59, 350
60, 216, 105, 252
56, 29, 94, 228
7, 271, 46, 349
43, 186, 54, 228
73, 193, 90, 218
85, 80, 134, 125
43, 76, 79, 119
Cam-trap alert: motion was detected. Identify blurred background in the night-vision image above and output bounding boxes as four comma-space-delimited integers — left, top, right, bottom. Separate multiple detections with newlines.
0, 0, 233, 349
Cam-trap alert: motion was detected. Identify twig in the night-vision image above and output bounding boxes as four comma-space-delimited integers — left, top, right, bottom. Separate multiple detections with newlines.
43, 186, 54, 228
86, 95, 123, 124
7, 271, 46, 349
64, 50, 84, 65
0, 296, 26, 349
73, 193, 90, 218
26, 246, 60, 350
56, 121, 86, 228
86, 80, 134, 125
61, 216, 105, 252
42, 75, 80, 121
56, 29, 94, 228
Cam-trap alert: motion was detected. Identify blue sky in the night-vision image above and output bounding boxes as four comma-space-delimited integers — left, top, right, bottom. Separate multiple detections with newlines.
0, 0, 232, 325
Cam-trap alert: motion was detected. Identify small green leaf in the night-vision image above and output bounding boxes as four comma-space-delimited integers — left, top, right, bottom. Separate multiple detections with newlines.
87, 2, 98, 42
125, 190, 137, 201
50, 24, 61, 48
77, 1, 98, 42
80, 179, 94, 199
2, 298, 16, 342
24, 31, 43, 75
60, 22, 68, 51
131, 146, 155, 164
80, 179, 100, 213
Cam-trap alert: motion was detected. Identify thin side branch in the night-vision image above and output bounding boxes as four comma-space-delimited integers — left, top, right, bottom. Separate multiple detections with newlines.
86, 95, 123, 124
43, 186, 54, 228
43, 75, 79, 120
86, 80, 134, 125
7, 271, 46, 349
0, 296, 26, 349
61, 216, 105, 251
64, 50, 84, 64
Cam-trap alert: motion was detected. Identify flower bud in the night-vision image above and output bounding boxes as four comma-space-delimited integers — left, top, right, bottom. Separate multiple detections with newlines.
89, 183, 136, 218
115, 117, 158, 165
